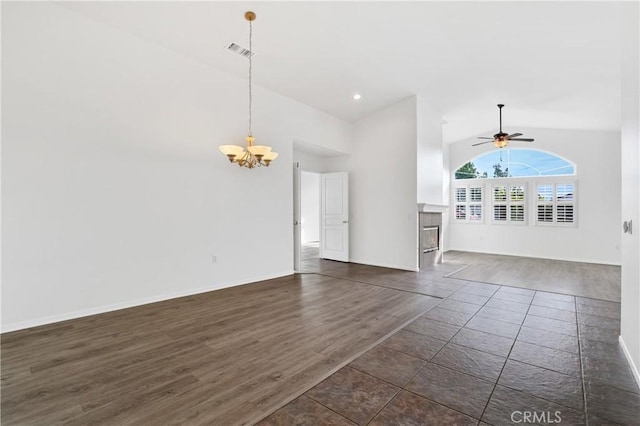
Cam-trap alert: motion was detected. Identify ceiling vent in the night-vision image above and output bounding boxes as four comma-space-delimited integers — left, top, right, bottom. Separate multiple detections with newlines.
226, 43, 254, 58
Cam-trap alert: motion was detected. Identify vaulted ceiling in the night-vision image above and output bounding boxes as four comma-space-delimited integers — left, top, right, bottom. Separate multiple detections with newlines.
59, 1, 625, 143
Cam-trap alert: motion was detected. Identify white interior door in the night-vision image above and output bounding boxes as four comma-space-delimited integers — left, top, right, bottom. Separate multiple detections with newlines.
321, 172, 349, 262
293, 162, 301, 272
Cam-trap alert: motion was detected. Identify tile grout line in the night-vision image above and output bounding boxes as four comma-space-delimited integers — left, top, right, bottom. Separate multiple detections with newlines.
253, 290, 443, 425
411, 284, 578, 423
375, 289, 601, 422
403, 281, 502, 424
577, 296, 590, 426
476, 289, 534, 424
303, 390, 366, 425
350, 326, 487, 424
267, 276, 616, 425
491, 295, 600, 416
480, 291, 602, 421
361, 386, 401, 425
442, 263, 472, 278
362, 278, 473, 365
377, 282, 592, 417
318, 281, 500, 424
425, 282, 498, 366
345, 345, 483, 423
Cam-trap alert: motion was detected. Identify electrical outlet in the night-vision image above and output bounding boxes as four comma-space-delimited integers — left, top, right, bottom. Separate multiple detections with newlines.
212, 255, 217, 264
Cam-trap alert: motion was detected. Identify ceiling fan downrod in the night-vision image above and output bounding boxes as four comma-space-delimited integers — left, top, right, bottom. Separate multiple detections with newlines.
498, 103, 504, 134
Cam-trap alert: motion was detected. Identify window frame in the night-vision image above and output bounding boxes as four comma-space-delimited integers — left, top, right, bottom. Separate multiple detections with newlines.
450, 171, 580, 229
452, 149, 577, 182
535, 180, 578, 227
452, 184, 485, 223
491, 181, 528, 225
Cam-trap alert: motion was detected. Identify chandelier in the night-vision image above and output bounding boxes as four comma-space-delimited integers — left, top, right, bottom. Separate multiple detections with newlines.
219, 11, 278, 168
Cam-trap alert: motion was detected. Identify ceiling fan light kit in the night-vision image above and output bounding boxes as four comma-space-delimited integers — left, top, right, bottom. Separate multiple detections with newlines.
473, 104, 535, 149
218, 11, 278, 169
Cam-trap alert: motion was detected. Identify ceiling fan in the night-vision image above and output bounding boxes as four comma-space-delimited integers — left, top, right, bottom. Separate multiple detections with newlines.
473, 104, 534, 148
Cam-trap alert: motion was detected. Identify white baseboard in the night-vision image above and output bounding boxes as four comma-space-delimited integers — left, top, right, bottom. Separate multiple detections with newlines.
1, 270, 294, 333
619, 335, 640, 388
445, 248, 621, 266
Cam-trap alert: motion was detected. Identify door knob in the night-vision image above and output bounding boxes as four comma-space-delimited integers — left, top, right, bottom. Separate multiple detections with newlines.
294, 221, 299, 226
623, 220, 633, 234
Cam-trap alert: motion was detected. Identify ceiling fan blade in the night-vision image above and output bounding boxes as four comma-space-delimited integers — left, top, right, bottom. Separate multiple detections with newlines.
507, 133, 523, 138
472, 140, 494, 146
509, 138, 535, 142
477, 137, 494, 140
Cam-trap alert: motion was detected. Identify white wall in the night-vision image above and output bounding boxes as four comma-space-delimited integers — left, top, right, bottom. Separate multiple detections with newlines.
1, 3, 351, 331
442, 142, 452, 252
619, 1, 640, 385
348, 97, 419, 271
448, 128, 621, 265
416, 96, 448, 256
416, 96, 444, 205
301, 172, 320, 243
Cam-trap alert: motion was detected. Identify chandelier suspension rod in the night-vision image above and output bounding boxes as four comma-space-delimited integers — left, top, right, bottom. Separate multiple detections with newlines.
248, 16, 253, 139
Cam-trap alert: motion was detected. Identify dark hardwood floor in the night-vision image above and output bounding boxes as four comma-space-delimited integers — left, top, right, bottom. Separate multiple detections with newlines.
2, 250, 635, 425
1, 270, 441, 425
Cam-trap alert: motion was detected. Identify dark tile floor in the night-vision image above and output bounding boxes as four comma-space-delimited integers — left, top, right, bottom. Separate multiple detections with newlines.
258, 276, 640, 425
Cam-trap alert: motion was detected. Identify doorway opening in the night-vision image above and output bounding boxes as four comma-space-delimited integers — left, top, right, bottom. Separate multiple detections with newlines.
301, 171, 321, 263
292, 141, 350, 272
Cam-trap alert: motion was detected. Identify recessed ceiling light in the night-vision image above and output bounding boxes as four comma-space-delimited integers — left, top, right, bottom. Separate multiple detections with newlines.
353, 94, 362, 101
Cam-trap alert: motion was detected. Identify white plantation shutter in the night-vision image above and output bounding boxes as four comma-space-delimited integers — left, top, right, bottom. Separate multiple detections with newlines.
493, 186, 507, 222
510, 205, 525, 222
537, 205, 553, 222
492, 184, 526, 224
537, 185, 554, 201
557, 205, 574, 222
494, 205, 507, 221
557, 184, 574, 201
536, 182, 576, 225
456, 204, 467, 220
509, 186, 525, 222
455, 187, 467, 220
493, 186, 507, 202
510, 186, 525, 202
454, 185, 483, 222
537, 184, 554, 223
470, 187, 482, 202
469, 204, 482, 221
557, 183, 575, 223
469, 186, 482, 221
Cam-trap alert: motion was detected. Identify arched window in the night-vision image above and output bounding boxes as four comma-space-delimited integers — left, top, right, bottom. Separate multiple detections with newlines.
452, 149, 577, 226
454, 149, 575, 179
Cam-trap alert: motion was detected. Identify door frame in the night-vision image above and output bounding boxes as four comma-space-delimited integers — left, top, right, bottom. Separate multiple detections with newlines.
293, 162, 301, 272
